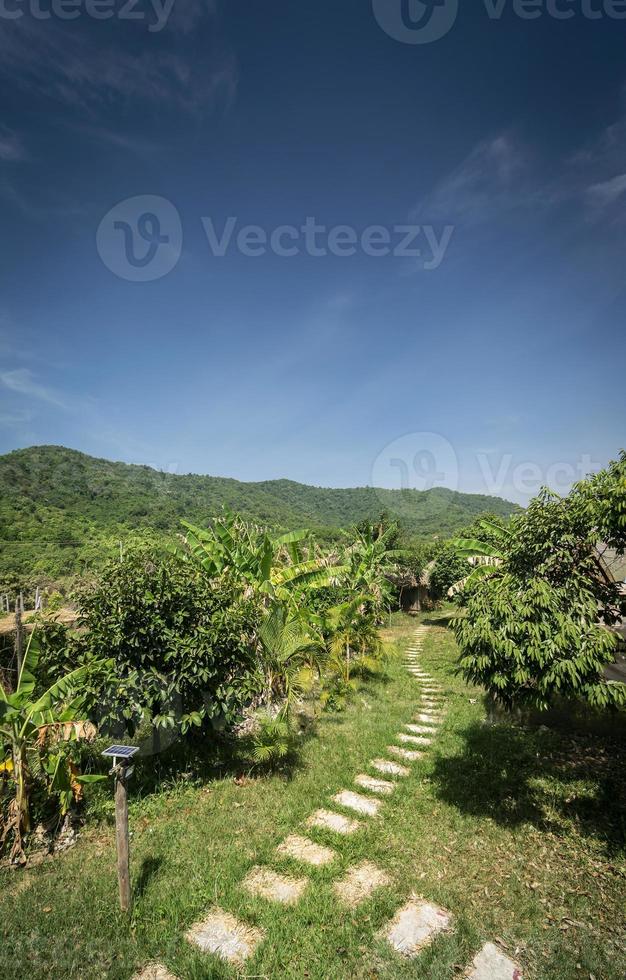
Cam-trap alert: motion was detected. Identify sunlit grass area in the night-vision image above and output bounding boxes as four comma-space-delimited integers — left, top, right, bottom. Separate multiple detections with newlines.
1, 613, 624, 979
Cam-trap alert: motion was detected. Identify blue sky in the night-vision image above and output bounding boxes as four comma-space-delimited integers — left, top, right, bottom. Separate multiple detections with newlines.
1, 0, 624, 504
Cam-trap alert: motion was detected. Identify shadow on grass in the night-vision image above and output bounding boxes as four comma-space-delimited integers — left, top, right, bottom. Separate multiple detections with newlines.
430, 719, 626, 857
135, 855, 164, 898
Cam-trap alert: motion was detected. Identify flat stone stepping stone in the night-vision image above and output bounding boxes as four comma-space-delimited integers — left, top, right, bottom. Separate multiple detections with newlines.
186, 908, 265, 965
242, 866, 307, 905
370, 758, 409, 777
415, 713, 441, 724
307, 808, 361, 835
405, 724, 436, 735
355, 773, 395, 795
132, 965, 178, 980
333, 860, 392, 907
333, 789, 381, 816
388, 745, 423, 762
466, 942, 523, 979
382, 897, 452, 958
397, 733, 433, 747
277, 834, 336, 867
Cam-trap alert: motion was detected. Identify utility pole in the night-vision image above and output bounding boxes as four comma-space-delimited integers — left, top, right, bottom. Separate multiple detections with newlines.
102, 745, 139, 913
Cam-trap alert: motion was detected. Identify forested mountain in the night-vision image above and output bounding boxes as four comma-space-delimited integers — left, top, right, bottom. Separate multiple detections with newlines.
0, 445, 519, 587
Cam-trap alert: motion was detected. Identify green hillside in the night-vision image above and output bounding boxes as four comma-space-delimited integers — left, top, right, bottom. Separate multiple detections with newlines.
0, 445, 519, 587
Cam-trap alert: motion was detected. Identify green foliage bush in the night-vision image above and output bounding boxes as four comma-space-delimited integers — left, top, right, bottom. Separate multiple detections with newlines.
454, 453, 626, 711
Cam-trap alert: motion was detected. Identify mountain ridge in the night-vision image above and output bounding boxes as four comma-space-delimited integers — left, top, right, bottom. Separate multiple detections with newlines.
0, 445, 520, 585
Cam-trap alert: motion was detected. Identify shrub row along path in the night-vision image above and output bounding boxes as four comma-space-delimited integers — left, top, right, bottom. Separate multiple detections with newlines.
136, 626, 522, 980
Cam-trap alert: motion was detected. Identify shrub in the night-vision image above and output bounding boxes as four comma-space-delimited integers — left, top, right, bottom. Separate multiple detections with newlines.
73, 551, 262, 737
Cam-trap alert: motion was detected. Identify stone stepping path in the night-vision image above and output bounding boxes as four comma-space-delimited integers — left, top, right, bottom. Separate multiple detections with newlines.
307, 808, 361, 835
396, 733, 433, 747
333, 789, 381, 817
277, 834, 336, 866
466, 942, 523, 979
371, 757, 409, 777
382, 896, 452, 958
414, 713, 441, 725
334, 860, 391, 907
355, 773, 395, 795
242, 866, 307, 905
176, 622, 520, 974
186, 908, 265, 966
388, 745, 423, 762
133, 964, 178, 980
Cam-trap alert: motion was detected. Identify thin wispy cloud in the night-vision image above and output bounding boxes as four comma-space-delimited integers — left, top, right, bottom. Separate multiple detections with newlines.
0, 16, 237, 116
414, 134, 534, 224
0, 409, 34, 427
0, 126, 26, 162
0, 368, 70, 410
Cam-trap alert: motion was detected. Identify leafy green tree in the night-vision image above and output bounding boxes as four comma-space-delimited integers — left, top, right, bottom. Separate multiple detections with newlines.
75, 550, 261, 736
453, 453, 626, 711
429, 548, 473, 600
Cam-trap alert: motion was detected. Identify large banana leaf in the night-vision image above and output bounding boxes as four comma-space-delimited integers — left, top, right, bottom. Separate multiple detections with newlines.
450, 538, 502, 559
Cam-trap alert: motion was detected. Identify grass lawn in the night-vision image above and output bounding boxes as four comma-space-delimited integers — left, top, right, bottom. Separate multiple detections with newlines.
1, 613, 624, 979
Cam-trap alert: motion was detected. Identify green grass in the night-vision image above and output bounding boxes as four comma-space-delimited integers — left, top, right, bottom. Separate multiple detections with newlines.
1, 613, 624, 979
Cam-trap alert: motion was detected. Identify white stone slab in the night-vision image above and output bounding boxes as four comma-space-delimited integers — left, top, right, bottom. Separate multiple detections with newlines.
133, 964, 178, 980
370, 758, 409, 777
334, 861, 391, 907
186, 908, 264, 965
276, 834, 336, 867
355, 773, 395, 795
466, 942, 523, 980
307, 808, 361, 835
388, 745, 423, 762
397, 733, 433, 747
383, 897, 452, 958
405, 724, 436, 735
242, 866, 307, 905
415, 713, 441, 724
333, 790, 381, 817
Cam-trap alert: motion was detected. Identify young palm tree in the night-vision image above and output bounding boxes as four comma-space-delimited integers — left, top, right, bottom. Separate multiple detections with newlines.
256, 601, 324, 712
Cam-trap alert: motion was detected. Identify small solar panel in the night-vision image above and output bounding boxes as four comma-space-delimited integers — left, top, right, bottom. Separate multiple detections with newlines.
102, 745, 139, 759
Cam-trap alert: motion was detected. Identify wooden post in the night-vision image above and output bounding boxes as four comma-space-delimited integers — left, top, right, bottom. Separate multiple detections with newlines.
14, 601, 23, 678
114, 765, 132, 913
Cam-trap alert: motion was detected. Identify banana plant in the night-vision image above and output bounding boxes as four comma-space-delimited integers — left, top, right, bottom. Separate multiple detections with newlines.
447, 518, 511, 595
179, 512, 347, 605
0, 631, 106, 864
342, 523, 407, 612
